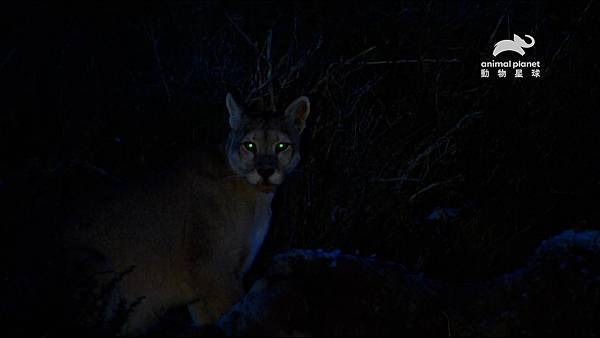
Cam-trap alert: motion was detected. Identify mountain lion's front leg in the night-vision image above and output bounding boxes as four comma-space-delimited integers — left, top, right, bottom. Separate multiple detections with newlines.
187, 270, 245, 325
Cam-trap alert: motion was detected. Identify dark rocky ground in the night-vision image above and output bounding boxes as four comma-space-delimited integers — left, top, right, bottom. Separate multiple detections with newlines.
213, 230, 600, 336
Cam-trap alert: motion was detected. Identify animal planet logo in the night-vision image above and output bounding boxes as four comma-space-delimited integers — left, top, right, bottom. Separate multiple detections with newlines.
493, 34, 535, 56
481, 33, 541, 79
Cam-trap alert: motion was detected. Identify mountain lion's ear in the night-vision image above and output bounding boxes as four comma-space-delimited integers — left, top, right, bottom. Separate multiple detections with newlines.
226, 93, 244, 129
285, 96, 310, 133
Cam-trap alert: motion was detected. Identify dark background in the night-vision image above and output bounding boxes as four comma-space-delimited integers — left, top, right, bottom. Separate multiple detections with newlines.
1, 0, 599, 334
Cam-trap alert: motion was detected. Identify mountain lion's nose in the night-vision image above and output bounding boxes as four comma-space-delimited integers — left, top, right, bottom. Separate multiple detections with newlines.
257, 168, 275, 180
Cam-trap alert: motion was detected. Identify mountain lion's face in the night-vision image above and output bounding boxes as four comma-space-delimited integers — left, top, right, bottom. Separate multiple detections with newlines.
225, 94, 310, 193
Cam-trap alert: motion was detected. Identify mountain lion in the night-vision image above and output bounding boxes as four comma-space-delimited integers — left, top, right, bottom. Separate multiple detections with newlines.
64, 94, 311, 334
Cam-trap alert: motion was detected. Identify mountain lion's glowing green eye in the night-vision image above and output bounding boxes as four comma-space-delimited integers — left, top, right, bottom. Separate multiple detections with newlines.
242, 142, 256, 152
275, 143, 289, 152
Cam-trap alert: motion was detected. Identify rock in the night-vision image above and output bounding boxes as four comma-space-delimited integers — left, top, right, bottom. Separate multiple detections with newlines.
219, 249, 447, 336
218, 231, 600, 336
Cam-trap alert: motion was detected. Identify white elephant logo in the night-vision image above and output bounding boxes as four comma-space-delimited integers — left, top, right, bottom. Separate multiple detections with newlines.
493, 34, 535, 57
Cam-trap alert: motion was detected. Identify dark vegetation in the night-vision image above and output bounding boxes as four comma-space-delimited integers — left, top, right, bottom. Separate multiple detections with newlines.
1, 0, 599, 335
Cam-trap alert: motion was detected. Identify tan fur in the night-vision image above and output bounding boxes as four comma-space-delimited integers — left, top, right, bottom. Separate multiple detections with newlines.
64, 94, 310, 335
65, 149, 272, 334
